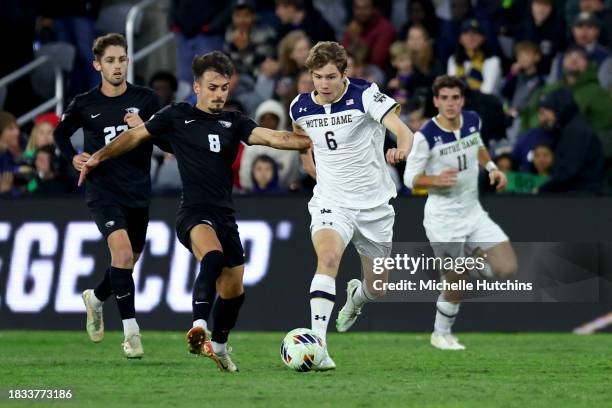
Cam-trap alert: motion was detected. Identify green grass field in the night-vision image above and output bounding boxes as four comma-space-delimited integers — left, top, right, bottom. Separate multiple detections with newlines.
0, 331, 610, 408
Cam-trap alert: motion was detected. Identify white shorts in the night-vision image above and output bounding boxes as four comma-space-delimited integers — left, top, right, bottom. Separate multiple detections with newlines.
308, 196, 395, 259
425, 207, 509, 258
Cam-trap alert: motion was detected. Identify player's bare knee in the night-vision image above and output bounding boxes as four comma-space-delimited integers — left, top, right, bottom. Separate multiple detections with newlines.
218, 278, 243, 298
493, 260, 517, 279
111, 248, 134, 268
317, 251, 341, 272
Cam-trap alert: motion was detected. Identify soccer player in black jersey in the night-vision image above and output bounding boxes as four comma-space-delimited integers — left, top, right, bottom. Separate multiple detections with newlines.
78, 51, 311, 372
54, 33, 169, 358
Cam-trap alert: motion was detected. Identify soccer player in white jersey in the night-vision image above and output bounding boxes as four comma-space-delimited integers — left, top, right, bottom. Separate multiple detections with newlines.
290, 41, 415, 370
403, 75, 518, 350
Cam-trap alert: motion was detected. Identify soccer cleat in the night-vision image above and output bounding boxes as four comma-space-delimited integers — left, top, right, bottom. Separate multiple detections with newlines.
430, 332, 466, 350
122, 333, 144, 358
82, 289, 104, 343
313, 348, 336, 371
336, 279, 363, 333
186, 326, 208, 355
203, 342, 239, 373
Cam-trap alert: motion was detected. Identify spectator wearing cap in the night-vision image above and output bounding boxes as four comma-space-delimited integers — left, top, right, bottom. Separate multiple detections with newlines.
536, 88, 603, 194
570, 12, 610, 66
447, 19, 502, 94
549, 11, 611, 81
512, 0, 567, 75
578, 0, 612, 48
24, 113, 60, 162
342, 0, 396, 69
275, 0, 336, 44
436, 0, 500, 65
522, 46, 612, 133
224, 0, 277, 78
170, 0, 233, 82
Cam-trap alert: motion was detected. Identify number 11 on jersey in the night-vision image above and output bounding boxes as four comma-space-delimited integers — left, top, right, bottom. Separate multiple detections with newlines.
457, 154, 467, 171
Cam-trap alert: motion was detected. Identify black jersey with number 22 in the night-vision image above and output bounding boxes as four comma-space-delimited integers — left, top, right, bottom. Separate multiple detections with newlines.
54, 83, 162, 207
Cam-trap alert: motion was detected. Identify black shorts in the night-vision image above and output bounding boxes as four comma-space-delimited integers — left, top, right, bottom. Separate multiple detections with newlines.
89, 204, 149, 253
176, 207, 245, 268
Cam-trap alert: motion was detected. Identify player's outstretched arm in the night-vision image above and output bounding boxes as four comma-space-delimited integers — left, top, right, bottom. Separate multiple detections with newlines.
78, 124, 152, 186
478, 147, 506, 191
382, 110, 414, 164
247, 126, 312, 151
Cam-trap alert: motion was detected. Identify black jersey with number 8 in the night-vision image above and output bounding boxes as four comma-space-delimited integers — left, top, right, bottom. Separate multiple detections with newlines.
145, 102, 257, 213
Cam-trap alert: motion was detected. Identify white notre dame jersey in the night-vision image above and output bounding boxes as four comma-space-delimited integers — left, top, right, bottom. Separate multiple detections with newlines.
290, 78, 399, 209
404, 110, 485, 219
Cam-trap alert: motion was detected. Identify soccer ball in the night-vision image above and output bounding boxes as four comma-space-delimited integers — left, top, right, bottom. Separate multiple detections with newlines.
280, 328, 325, 372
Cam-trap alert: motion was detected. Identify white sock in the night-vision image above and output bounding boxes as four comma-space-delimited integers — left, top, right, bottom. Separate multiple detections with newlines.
309, 273, 336, 344
211, 341, 227, 355
91, 293, 104, 310
434, 293, 460, 335
192, 319, 208, 332
122, 318, 140, 337
351, 281, 375, 309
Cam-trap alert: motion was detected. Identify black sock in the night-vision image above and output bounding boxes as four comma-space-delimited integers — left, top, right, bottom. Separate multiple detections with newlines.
109, 266, 135, 319
192, 250, 224, 323
93, 267, 113, 301
211, 293, 245, 344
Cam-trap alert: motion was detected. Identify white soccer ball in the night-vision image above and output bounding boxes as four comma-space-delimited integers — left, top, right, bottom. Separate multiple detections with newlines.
280, 328, 325, 372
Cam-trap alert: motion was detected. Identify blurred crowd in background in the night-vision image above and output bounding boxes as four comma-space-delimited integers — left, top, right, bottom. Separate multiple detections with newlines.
1, 0, 611, 198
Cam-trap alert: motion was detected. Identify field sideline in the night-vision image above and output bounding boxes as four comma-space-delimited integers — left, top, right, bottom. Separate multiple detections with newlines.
0, 331, 610, 407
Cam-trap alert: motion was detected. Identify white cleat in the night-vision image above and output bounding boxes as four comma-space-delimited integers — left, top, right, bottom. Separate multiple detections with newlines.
122, 333, 144, 358
82, 289, 104, 343
336, 279, 363, 333
313, 348, 336, 371
430, 332, 466, 350
203, 342, 239, 373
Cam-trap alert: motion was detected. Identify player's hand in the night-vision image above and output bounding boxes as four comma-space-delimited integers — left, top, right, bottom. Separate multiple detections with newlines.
489, 169, 507, 191
434, 169, 459, 187
298, 140, 313, 155
124, 112, 144, 128
385, 148, 407, 164
78, 156, 100, 186
72, 152, 91, 172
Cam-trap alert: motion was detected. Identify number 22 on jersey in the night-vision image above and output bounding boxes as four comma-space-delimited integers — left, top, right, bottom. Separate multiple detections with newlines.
103, 125, 129, 145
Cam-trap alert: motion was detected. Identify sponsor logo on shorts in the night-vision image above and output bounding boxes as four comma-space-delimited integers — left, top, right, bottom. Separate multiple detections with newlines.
320, 208, 332, 214
105, 220, 115, 228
